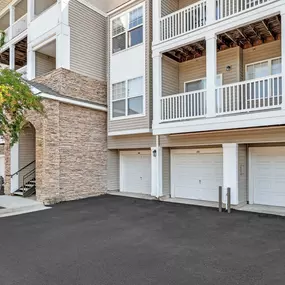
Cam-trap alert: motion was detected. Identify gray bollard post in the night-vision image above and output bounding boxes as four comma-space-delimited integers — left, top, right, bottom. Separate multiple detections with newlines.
227, 187, 231, 214
219, 186, 223, 212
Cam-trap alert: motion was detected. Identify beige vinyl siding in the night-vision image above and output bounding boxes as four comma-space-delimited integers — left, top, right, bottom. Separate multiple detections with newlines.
243, 40, 281, 75
162, 148, 170, 197
19, 125, 35, 187
0, 0, 12, 11
108, 150, 120, 191
35, 0, 56, 15
108, 133, 155, 150
162, 56, 179, 96
161, 0, 178, 17
108, 0, 152, 133
179, 0, 199, 9
15, 0, 27, 21
69, 0, 107, 82
160, 126, 285, 147
35, 52, 56, 77
238, 145, 247, 204
178, 47, 241, 93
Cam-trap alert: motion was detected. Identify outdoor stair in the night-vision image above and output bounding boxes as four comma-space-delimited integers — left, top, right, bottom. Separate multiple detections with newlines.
14, 178, 36, 198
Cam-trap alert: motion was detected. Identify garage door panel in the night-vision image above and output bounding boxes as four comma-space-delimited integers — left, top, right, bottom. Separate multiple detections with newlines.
171, 150, 223, 202
251, 147, 285, 207
121, 152, 151, 195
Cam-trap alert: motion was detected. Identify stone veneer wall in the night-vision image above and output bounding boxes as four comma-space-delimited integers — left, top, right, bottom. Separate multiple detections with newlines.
4, 69, 107, 204
34, 68, 107, 105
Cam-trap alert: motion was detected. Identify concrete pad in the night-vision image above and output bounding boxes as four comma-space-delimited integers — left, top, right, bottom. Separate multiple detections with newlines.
235, 204, 285, 217
163, 197, 219, 208
108, 191, 157, 200
0, 196, 50, 218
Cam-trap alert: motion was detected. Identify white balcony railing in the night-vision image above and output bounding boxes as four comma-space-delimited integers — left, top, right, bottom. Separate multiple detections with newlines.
12, 14, 27, 39
159, 0, 277, 42
216, 0, 275, 20
160, 0, 206, 41
161, 90, 207, 122
216, 74, 283, 115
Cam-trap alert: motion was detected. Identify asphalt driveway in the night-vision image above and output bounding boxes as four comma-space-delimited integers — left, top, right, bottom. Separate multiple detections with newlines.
1, 195, 285, 285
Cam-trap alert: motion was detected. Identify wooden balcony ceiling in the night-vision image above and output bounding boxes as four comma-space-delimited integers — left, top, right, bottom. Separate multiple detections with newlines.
0, 37, 27, 67
165, 15, 281, 63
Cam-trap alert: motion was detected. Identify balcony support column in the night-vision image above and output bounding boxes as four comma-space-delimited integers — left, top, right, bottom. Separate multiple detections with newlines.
27, 0, 35, 23
9, 5, 15, 40
281, 11, 285, 110
56, 24, 70, 69
27, 47, 35, 80
223, 143, 239, 206
153, 53, 162, 127
206, 35, 217, 118
153, 0, 161, 44
9, 44, 15, 70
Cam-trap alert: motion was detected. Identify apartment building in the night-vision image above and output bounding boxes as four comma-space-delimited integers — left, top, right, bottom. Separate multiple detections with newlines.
107, 0, 285, 212
0, 0, 108, 203
1, 0, 285, 212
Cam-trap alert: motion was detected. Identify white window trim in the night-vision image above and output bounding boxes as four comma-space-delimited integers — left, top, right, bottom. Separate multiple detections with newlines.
111, 3, 145, 55
245, 56, 282, 80
184, 74, 223, 92
110, 76, 146, 121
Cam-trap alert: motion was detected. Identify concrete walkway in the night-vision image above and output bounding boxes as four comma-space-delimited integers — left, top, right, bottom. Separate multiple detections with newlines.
0, 196, 49, 217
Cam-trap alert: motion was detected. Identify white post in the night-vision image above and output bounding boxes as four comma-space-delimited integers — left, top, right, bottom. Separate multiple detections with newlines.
27, 0, 35, 23
9, 5, 15, 40
223, 143, 239, 206
281, 11, 285, 109
9, 44, 15, 70
206, 0, 216, 24
10, 142, 19, 193
151, 136, 162, 198
153, 0, 161, 44
206, 34, 217, 117
56, 24, 70, 69
152, 53, 162, 128
27, 48, 35, 80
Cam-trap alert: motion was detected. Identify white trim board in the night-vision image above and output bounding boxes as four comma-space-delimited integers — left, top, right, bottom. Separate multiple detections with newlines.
108, 128, 151, 136
40, 93, 107, 112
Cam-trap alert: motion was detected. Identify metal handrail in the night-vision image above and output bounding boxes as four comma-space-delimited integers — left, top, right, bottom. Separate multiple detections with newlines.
11, 160, 35, 177
22, 168, 36, 193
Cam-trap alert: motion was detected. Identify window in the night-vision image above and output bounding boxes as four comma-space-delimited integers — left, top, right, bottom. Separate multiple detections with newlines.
112, 6, 143, 54
112, 77, 144, 118
184, 75, 222, 92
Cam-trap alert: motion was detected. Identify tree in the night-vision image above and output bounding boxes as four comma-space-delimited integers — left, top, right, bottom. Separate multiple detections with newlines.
0, 69, 43, 145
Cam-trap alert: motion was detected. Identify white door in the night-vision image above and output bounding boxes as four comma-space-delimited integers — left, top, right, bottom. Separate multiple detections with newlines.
250, 147, 285, 207
171, 149, 223, 202
120, 151, 151, 195
0, 155, 4, 178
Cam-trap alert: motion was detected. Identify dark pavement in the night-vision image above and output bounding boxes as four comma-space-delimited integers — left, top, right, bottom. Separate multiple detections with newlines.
1, 195, 285, 285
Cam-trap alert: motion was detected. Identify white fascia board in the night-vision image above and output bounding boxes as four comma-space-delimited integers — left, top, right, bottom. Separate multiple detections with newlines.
107, 0, 138, 16
108, 128, 152, 136
40, 93, 107, 112
76, 0, 107, 17
153, 2, 283, 55
153, 109, 285, 136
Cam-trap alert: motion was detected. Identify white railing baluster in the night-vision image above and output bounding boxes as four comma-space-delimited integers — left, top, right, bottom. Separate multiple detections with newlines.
160, 0, 207, 41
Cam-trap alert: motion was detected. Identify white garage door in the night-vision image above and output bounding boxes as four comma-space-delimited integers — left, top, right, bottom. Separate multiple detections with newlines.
120, 151, 151, 195
250, 147, 285, 207
0, 155, 4, 178
171, 149, 223, 202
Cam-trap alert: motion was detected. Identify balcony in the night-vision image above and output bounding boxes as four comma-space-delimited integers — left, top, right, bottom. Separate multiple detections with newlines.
159, 0, 278, 42
160, 75, 282, 123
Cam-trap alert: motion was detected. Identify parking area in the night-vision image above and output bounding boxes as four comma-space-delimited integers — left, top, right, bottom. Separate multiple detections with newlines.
0, 195, 285, 285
